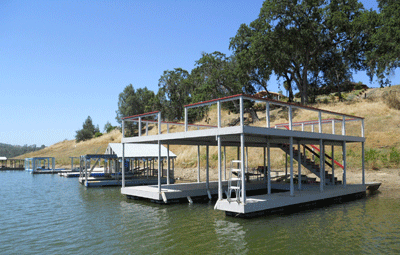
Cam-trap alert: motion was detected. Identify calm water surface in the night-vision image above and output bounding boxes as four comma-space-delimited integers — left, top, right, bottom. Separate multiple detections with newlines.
1, 171, 400, 254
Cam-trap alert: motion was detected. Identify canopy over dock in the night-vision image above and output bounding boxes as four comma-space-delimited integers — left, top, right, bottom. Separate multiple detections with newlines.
120, 94, 367, 217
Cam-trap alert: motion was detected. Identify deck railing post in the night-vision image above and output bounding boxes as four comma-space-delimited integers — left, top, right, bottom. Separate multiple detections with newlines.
185, 107, 188, 132
217, 101, 221, 128
289, 106, 293, 130
138, 117, 142, 137
342, 116, 346, 136
206, 145, 209, 190
146, 122, 148, 136
122, 120, 125, 138
224, 146, 226, 181
122, 143, 125, 188
263, 147, 266, 184
332, 119, 335, 134
266, 102, 270, 128
332, 145, 335, 185
240, 96, 244, 128
361, 119, 365, 137
318, 111, 322, 133
158, 112, 161, 135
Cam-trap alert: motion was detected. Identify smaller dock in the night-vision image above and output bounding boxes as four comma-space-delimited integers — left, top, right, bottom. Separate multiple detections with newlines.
0, 157, 25, 170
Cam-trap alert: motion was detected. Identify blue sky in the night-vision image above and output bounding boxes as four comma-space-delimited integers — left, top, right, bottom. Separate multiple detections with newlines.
0, 0, 397, 146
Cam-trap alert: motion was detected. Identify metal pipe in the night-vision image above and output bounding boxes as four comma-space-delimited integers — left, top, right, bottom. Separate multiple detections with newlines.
266, 102, 270, 128
122, 143, 125, 188
158, 140, 161, 193
290, 137, 294, 196
267, 141, 271, 195
320, 139, 324, 192
197, 145, 200, 183
206, 145, 209, 190
167, 143, 170, 185
298, 140, 301, 190
241, 133, 246, 203
218, 136, 222, 200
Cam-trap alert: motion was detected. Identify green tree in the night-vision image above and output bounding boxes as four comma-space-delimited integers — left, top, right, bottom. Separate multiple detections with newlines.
75, 116, 97, 142
116, 85, 156, 136
104, 121, 116, 133
366, 0, 400, 86
230, 0, 370, 105
157, 68, 192, 121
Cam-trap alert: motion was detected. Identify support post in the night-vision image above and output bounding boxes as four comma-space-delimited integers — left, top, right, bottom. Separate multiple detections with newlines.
206, 145, 209, 190
239, 96, 244, 127
320, 139, 324, 192
167, 143, 170, 185
240, 133, 246, 203
343, 141, 346, 186
267, 141, 271, 195
122, 143, 125, 188
332, 119, 335, 134
217, 101, 221, 128
290, 137, 294, 196
362, 142, 365, 185
289, 106, 293, 130
224, 146, 226, 181
158, 140, 161, 193
342, 116, 346, 135
197, 145, 200, 183
146, 122, 148, 136
332, 145, 335, 185
263, 147, 266, 184
298, 141, 301, 190
218, 136, 222, 200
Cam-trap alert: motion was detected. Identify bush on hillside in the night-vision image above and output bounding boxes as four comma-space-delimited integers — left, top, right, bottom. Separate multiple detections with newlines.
75, 116, 100, 142
383, 91, 400, 110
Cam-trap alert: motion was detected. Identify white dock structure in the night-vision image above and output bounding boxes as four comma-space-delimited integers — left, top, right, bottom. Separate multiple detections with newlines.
25, 157, 57, 173
78, 143, 176, 187
121, 94, 366, 217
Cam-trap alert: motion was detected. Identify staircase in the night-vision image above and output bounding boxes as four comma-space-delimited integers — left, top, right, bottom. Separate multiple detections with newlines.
278, 144, 342, 185
227, 160, 242, 202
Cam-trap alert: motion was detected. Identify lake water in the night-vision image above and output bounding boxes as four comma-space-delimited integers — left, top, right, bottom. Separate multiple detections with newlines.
1, 171, 400, 254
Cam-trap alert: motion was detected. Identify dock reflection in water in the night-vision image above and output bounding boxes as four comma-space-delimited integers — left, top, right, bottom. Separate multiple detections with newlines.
1, 171, 399, 254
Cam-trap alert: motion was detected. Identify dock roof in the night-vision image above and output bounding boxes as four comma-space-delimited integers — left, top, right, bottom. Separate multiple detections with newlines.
106, 143, 177, 158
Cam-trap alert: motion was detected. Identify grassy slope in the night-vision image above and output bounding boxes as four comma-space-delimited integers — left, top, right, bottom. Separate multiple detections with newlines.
16, 85, 400, 171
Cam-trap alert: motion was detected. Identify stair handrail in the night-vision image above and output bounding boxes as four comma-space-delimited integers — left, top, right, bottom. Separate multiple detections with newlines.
280, 125, 344, 169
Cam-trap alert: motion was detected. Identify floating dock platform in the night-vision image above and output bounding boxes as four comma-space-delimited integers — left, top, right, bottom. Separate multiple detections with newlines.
121, 94, 368, 217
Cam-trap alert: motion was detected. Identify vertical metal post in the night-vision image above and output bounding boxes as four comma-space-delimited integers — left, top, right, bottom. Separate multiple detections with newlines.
158, 140, 161, 193
158, 112, 161, 134
239, 96, 244, 127
263, 147, 266, 184
122, 143, 125, 188
206, 145, 209, 190
318, 111, 322, 133
298, 141, 301, 190
224, 146, 226, 181
217, 101, 221, 128
342, 116, 346, 135
185, 107, 188, 132
167, 143, 170, 185
320, 139, 324, 192
266, 102, 270, 128
290, 137, 294, 196
332, 119, 335, 134
167, 123, 169, 133
332, 145, 335, 185
240, 133, 246, 203
267, 141, 271, 195
289, 106, 293, 130
218, 136, 222, 200
362, 142, 365, 185
85, 157, 88, 186
197, 145, 200, 183
343, 141, 346, 186
138, 117, 142, 136
301, 123, 304, 132
146, 122, 148, 136
361, 119, 365, 137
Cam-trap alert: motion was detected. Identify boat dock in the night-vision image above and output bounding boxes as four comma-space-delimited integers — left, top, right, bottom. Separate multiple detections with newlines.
0, 157, 25, 170
120, 94, 368, 217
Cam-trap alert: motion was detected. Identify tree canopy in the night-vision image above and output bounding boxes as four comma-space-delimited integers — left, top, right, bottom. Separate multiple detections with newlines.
75, 116, 100, 142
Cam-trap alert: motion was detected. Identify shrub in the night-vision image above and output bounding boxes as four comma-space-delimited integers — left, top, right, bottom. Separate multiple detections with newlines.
383, 92, 400, 110
94, 132, 103, 138
354, 83, 363, 90
365, 148, 379, 170
389, 147, 400, 165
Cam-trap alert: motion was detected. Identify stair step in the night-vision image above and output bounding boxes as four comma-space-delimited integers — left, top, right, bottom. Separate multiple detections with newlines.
229, 178, 241, 181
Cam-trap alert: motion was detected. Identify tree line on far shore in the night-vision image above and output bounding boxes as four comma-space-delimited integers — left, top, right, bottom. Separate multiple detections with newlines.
0, 143, 46, 158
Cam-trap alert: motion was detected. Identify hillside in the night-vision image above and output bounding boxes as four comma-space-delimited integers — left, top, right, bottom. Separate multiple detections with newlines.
16, 86, 400, 178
